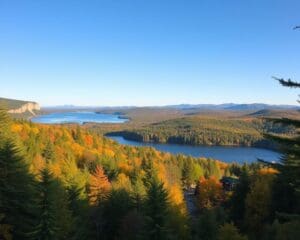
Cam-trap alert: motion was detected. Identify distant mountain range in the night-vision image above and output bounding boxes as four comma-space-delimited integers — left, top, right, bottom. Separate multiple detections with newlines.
165, 103, 299, 111
2, 97, 299, 114
44, 103, 299, 111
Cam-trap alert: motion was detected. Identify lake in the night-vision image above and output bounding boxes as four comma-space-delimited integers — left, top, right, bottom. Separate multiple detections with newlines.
31, 112, 128, 124
108, 136, 281, 163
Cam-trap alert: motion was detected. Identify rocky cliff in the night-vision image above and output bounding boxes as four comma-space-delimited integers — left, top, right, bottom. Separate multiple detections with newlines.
7, 102, 40, 116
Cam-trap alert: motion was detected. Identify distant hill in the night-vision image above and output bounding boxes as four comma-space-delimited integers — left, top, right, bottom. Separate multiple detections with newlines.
224, 103, 299, 111
0, 97, 40, 116
166, 103, 299, 111
247, 109, 300, 119
166, 103, 236, 110
43, 103, 299, 113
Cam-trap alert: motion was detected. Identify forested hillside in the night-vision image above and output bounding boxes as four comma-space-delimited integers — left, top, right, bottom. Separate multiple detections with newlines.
0, 109, 233, 239
107, 117, 294, 149
1, 105, 300, 239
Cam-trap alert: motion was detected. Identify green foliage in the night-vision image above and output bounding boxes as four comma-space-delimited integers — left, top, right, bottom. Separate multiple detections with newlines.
6, 108, 288, 239
102, 189, 134, 239
111, 117, 292, 148
217, 223, 248, 240
67, 185, 90, 239
267, 220, 300, 240
244, 175, 273, 239
118, 210, 144, 240
33, 168, 73, 240
194, 209, 219, 240
262, 78, 300, 228
142, 178, 171, 240
0, 109, 12, 144
33, 168, 58, 240
229, 169, 250, 229
0, 140, 36, 239
182, 157, 204, 187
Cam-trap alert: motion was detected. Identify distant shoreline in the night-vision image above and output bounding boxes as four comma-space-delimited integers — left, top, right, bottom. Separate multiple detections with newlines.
105, 132, 279, 152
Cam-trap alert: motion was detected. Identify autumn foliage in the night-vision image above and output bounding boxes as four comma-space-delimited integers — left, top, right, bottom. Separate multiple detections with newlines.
88, 165, 111, 205
195, 176, 224, 210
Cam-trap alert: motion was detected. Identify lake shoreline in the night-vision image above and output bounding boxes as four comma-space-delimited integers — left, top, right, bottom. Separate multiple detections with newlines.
105, 131, 279, 152
107, 135, 280, 163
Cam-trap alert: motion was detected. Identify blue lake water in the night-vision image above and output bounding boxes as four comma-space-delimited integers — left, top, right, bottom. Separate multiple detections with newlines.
108, 136, 281, 163
31, 112, 128, 124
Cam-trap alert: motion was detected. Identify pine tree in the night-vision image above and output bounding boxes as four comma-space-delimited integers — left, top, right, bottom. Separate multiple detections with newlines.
33, 168, 73, 240
195, 209, 219, 240
33, 168, 57, 240
0, 108, 11, 146
142, 178, 171, 240
141, 157, 157, 187
244, 175, 273, 239
262, 77, 300, 219
102, 189, 134, 239
182, 157, 194, 187
67, 185, 90, 239
229, 169, 250, 229
0, 109, 36, 239
217, 223, 248, 240
0, 141, 37, 239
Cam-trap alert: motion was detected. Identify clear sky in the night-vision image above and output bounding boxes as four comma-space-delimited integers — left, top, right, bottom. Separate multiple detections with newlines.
1, 0, 300, 106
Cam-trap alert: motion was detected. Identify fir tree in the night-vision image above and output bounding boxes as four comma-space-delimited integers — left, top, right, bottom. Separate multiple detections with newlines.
33, 168, 58, 240
262, 77, 300, 218
194, 210, 219, 240
229, 169, 251, 229
0, 108, 11, 146
67, 185, 90, 239
142, 178, 171, 240
217, 223, 248, 240
0, 141, 36, 239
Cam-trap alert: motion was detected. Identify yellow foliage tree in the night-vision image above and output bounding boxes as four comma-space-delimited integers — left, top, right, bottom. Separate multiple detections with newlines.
114, 173, 133, 192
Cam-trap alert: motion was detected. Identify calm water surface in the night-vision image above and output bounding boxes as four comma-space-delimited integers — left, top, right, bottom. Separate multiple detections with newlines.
32, 112, 128, 124
109, 136, 280, 163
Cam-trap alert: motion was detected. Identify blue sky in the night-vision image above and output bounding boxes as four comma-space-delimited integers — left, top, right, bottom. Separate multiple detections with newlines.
1, 0, 300, 106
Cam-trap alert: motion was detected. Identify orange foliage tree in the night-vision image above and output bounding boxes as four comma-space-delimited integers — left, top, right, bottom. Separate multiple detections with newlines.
88, 165, 111, 205
195, 176, 224, 210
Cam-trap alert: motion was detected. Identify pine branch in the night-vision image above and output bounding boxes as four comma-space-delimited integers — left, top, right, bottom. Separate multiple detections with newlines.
272, 76, 300, 88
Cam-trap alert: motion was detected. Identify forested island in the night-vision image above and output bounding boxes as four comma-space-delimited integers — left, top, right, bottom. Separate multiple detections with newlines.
106, 116, 295, 150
